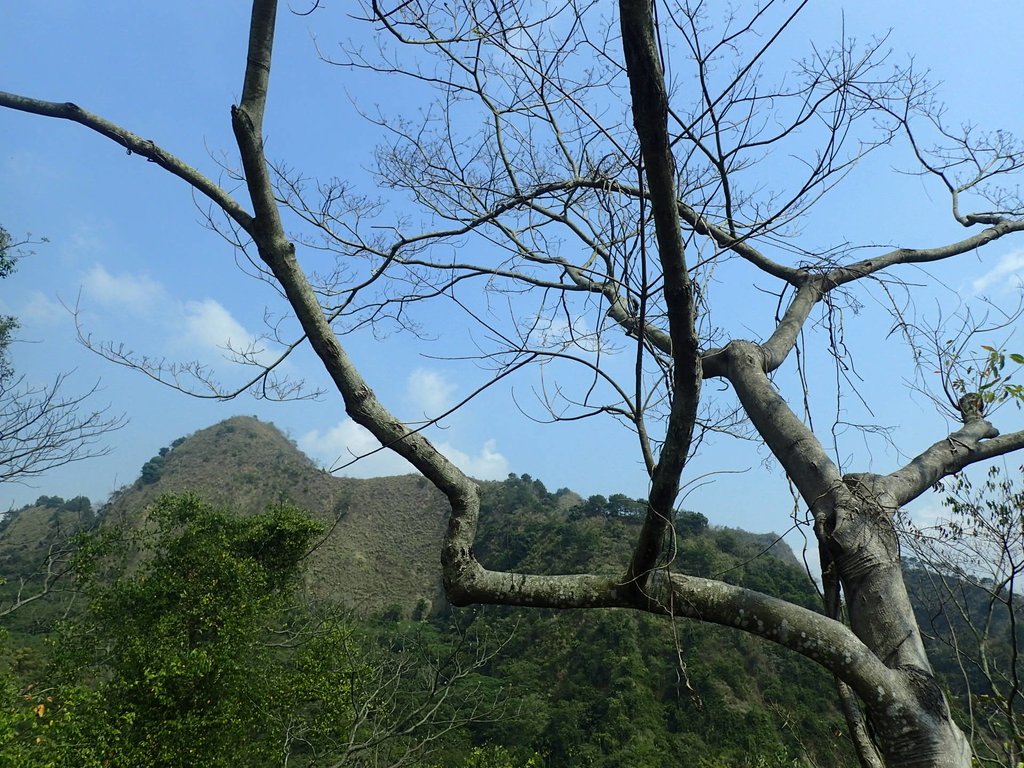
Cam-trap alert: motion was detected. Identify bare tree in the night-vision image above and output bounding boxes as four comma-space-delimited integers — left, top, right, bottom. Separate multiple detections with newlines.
3, 2, 1024, 766
264, 619, 508, 768
0, 225, 122, 623
0, 373, 123, 487
0, 519, 78, 619
0, 226, 124, 490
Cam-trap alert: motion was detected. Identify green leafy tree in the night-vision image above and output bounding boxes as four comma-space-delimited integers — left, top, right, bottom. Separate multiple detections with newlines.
6, 494, 503, 767
29, 494, 323, 767
455, 745, 543, 768
138, 454, 166, 485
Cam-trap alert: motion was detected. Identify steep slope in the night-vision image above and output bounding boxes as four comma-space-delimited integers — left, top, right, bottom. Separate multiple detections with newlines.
0, 416, 817, 619
103, 416, 451, 614
0, 496, 94, 631
0, 417, 858, 765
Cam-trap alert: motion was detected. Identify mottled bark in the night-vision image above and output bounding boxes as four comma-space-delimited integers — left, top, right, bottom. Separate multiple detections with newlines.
618, 0, 702, 593
708, 339, 985, 765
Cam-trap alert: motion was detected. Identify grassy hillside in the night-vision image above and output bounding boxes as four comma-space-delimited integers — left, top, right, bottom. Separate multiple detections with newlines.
101, 416, 451, 614
0, 416, 856, 766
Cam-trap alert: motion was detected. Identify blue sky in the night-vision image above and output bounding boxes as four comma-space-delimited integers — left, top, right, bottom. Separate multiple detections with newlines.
2, 2, 1023, 550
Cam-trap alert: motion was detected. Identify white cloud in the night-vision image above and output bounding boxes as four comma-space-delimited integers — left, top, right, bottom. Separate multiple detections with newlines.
299, 419, 417, 477
406, 367, 456, 416
902, 497, 950, 530
67, 226, 109, 259
75, 264, 273, 374
299, 419, 509, 481
18, 291, 66, 327
181, 298, 267, 362
435, 438, 509, 480
82, 264, 166, 316
971, 250, 1024, 295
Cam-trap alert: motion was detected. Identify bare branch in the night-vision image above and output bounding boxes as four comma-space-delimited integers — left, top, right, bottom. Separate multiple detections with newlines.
0, 91, 255, 234
885, 420, 1024, 507
0, 373, 125, 485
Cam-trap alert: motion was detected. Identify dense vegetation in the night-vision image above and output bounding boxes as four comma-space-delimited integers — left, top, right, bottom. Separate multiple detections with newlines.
5, 421, 1013, 765
0, 495, 501, 767
455, 475, 852, 768
0, 460, 857, 766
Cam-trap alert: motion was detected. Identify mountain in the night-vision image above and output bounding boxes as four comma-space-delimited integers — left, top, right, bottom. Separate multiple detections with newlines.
5, 416, 807, 618
103, 416, 454, 615
0, 416, 856, 766
0, 417, 452, 617
4, 416, 1020, 765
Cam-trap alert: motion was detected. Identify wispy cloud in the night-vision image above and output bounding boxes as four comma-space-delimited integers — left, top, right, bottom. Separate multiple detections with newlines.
406, 367, 456, 416
181, 298, 270, 364
299, 419, 417, 477
970, 250, 1024, 296
299, 419, 510, 480
434, 438, 509, 479
80, 264, 271, 367
17, 291, 66, 328
82, 264, 166, 316
300, 368, 510, 480
903, 499, 946, 529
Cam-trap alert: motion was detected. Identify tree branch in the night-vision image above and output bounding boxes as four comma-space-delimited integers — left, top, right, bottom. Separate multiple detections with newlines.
233, 0, 287, 237
826, 219, 1024, 287
619, 0, 702, 590
884, 420, 1024, 507
0, 91, 255, 234
446, 559, 899, 706
713, 340, 843, 514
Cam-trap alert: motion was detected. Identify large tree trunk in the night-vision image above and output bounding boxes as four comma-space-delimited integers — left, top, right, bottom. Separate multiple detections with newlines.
713, 339, 976, 767
826, 488, 973, 767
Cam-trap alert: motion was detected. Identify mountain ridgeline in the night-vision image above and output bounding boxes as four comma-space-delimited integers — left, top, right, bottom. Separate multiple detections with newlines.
5, 416, 808, 618
0, 416, 857, 766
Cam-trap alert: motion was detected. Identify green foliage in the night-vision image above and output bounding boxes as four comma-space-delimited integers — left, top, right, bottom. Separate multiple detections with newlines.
571, 493, 650, 520
459, 476, 852, 768
975, 346, 1024, 407
0, 461, 863, 766
940, 343, 1024, 415
0, 226, 15, 279
61, 496, 91, 516
27, 496, 92, 519
16, 494, 325, 767
1, 493, 501, 768
138, 454, 166, 484
454, 745, 543, 767
0, 640, 37, 767
138, 439, 194, 485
